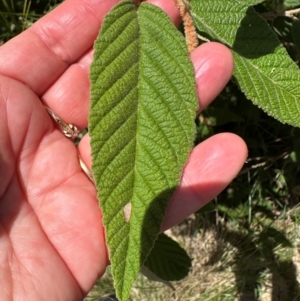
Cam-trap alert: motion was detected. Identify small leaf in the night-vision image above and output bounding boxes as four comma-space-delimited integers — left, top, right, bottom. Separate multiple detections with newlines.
144, 233, 192, 281
284, 0, 300, 8
89, 1, 198, 300
191, 0, 300, 127
140, 266, 175, 290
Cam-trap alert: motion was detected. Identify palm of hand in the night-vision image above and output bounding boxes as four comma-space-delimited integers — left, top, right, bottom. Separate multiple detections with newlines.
0, 76, 107, 300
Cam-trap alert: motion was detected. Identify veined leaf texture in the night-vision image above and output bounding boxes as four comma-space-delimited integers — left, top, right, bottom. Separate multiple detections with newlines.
89, 1, 198, 299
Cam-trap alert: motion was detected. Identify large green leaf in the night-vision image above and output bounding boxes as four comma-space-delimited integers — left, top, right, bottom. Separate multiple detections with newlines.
89, 1, 198, 300
191, 0, 300, 127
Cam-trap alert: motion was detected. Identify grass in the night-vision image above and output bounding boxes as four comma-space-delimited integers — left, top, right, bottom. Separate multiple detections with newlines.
0, 0, 60, 42
2, 0, 300, 300
86, 207, 300, 300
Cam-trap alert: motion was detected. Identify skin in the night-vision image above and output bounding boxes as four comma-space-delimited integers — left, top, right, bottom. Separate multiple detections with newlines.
0, 0, 248, 300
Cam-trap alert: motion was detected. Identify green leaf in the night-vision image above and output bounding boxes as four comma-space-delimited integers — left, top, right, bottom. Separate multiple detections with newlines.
143, 233, 191, 281
284, 0, 300, 8
89, 1, 198, 300
191, 0, 300, 127
140, 266, 175, 290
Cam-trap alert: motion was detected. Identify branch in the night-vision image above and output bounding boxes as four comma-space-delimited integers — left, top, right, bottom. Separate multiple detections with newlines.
260, 8, 300, 21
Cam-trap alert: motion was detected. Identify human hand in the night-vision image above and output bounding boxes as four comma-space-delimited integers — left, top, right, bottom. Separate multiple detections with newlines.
0, 0, 247, 300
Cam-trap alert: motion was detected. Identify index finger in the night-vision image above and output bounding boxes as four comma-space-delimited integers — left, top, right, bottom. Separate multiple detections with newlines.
0, 0, 180, 96
0, 0, 120, 95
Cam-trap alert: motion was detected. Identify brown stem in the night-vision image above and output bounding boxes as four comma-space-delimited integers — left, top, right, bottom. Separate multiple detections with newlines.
260, 8, 300, 21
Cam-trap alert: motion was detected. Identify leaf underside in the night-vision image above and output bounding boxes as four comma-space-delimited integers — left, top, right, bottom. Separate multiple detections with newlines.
89, 1, 198, 300
191, 0, 300, 127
